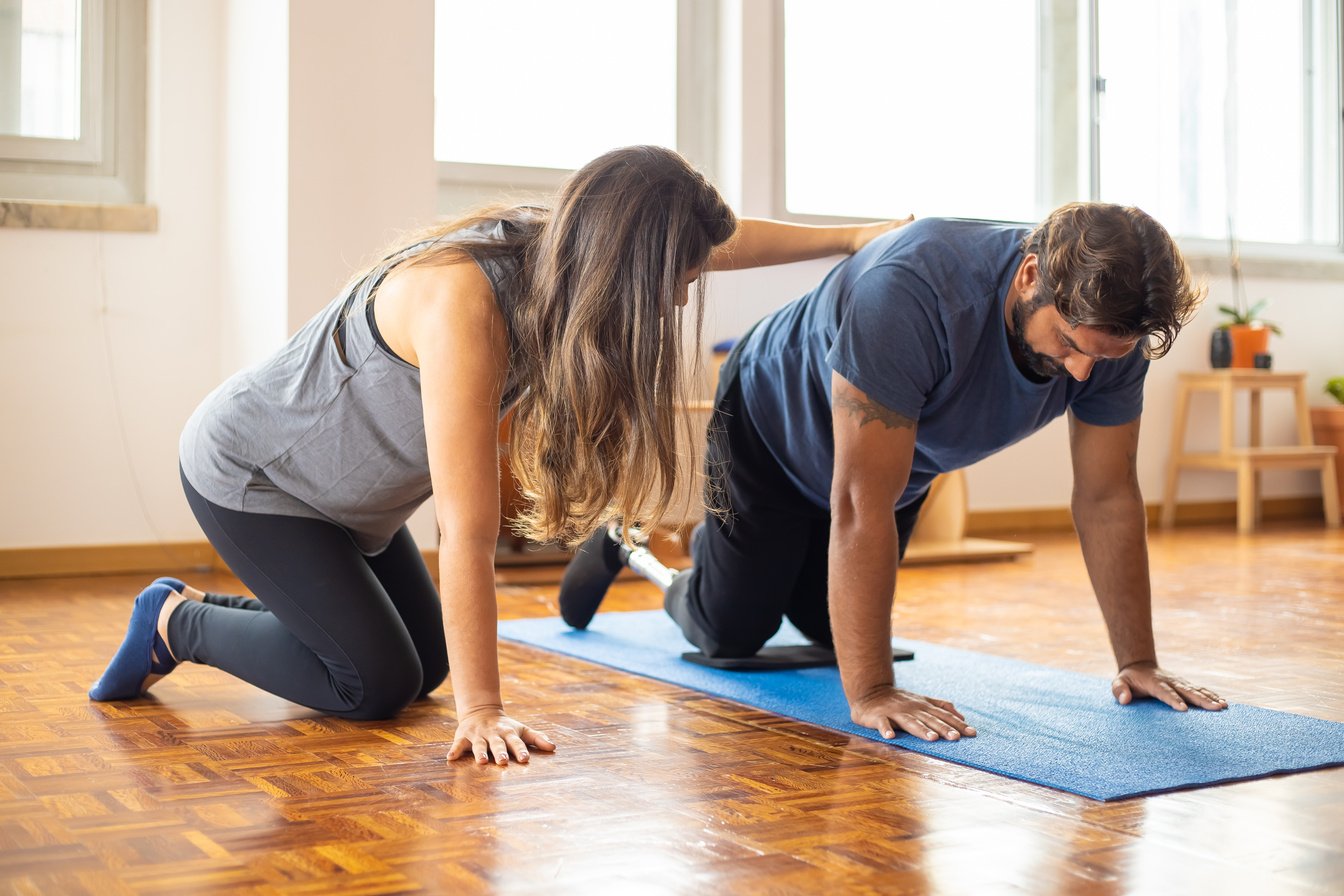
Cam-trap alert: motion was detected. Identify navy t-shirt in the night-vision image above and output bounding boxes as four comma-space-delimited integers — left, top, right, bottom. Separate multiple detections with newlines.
737, 217, 1149, 510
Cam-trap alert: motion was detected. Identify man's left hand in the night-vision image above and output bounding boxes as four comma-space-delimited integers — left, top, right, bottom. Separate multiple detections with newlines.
1112, 661, 1227, 711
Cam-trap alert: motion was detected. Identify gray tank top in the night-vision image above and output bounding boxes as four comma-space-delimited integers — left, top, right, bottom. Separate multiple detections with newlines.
179, 222, 526, 554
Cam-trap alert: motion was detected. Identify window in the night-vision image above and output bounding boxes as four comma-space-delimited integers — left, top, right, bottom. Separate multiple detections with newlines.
3, 0, 82, 146
783, 0, 1041, 224
435, 0, 676, 171
1098, 0, 1340, 246
433, 0, 712, 199
0, 0, 147, 205
780, 0, 1343, 250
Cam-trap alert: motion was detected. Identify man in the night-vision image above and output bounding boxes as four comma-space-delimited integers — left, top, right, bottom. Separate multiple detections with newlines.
562, 202, 1227, 743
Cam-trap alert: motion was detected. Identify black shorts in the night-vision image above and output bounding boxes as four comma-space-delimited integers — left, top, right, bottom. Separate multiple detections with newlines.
664, 343, 926, 657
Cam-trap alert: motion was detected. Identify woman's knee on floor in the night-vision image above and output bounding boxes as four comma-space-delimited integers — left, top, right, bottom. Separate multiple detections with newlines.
342, 654, 425, 720
417, 655, 448, 700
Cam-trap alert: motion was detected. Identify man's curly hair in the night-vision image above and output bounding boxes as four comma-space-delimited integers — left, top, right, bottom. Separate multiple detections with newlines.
1023, 203, 1204, 359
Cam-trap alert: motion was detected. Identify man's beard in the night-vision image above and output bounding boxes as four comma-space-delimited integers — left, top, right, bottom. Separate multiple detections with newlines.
1009, 299, 1065, 381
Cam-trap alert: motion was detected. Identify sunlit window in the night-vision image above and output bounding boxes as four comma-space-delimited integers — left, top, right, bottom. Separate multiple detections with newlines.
1098, 0, 1340, 246
783, 0, 1039, 223
434, 0, 677, 171
781, 0, 1342, 248
1, 0, 81, 140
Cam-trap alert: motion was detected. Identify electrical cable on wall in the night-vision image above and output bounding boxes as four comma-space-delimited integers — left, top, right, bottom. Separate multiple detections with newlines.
93, 226, 190, 569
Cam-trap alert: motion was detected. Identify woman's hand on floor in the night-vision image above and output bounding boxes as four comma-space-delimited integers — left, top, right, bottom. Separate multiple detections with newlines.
447, 707, 557, 766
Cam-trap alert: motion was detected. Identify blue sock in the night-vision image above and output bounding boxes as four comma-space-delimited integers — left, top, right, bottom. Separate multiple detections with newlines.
88, 582, 179, 701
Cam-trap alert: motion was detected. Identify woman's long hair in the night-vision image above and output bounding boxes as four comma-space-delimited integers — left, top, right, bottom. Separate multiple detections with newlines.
510, 146, 737, 545
368, 146, 737, 545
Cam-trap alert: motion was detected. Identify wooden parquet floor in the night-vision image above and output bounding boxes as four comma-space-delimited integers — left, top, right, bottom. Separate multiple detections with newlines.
1, 524, 1341, 894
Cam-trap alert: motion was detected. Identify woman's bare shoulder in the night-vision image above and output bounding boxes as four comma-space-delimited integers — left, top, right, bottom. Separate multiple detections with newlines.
374, 258, 504, 367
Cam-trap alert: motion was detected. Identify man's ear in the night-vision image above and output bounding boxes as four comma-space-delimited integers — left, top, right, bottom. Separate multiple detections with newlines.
1015, 253, 1040, 295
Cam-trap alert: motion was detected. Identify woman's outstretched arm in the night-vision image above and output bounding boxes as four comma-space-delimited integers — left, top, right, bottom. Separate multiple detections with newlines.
706, 215, 914, 271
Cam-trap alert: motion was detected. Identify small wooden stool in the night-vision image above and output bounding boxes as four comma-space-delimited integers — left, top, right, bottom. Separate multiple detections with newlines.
903, 469, 1032, 565
1160, 370, 1340, 533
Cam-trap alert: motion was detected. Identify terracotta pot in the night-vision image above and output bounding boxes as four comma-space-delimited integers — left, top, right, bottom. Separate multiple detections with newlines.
1225, 324, 1271, 368
1310, 405, 1344, 511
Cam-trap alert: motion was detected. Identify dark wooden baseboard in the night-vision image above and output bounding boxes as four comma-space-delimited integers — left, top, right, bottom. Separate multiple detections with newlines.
0, 542, 221, 580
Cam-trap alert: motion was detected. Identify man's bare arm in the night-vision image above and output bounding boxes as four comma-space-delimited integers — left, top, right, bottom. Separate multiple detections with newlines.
830, 372, 976, 741
1069, 413, 1226, 712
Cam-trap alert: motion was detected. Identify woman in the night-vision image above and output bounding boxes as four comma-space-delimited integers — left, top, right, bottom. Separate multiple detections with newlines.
90, 145, 906, 766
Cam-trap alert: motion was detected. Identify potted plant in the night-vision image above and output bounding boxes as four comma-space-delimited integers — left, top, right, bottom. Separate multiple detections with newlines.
1217, 298, 1280, 369
1311, 377, 1344, 512
1213, 226, 1281, 369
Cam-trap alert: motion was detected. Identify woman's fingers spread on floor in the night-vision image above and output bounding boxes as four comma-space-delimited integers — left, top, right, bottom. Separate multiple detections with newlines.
504, 734, 529, 762
520, 725, 557, 752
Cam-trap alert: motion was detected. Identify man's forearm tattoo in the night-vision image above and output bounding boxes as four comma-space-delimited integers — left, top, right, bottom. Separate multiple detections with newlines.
836, 394, 916, 430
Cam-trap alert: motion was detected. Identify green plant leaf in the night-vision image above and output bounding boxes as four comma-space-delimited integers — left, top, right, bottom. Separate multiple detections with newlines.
1326, 377, 1344, 405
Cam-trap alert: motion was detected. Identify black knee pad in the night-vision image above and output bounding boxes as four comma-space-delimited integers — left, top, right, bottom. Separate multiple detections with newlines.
700, 632, 772, 660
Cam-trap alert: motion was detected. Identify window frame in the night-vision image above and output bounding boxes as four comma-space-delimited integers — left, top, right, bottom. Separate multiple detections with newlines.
0, 0, 147, 206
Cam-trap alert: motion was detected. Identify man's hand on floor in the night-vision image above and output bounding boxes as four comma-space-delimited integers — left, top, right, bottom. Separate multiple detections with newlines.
1112, 661, 1228, 711
850, 685, 978, 741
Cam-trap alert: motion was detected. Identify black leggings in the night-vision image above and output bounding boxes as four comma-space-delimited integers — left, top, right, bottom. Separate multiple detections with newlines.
172, 469, 447, 720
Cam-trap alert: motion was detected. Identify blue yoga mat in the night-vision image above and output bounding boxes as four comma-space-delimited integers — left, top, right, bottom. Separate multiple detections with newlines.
499, 610, 1344, 801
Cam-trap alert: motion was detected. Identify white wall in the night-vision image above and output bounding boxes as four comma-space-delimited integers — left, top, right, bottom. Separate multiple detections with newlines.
0, 0, 436, 552
0, 1, 224, 550
286, 1, 437, 331
0, 1, 1337, 555
220, 0, 287, 375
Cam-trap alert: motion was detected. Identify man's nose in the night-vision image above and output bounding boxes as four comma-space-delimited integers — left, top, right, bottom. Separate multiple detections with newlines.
1065, 355, 1095, 382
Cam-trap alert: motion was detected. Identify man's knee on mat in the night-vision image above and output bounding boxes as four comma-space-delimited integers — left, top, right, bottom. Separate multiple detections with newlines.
697, 618, 782, 659
666, 569, 783, 660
